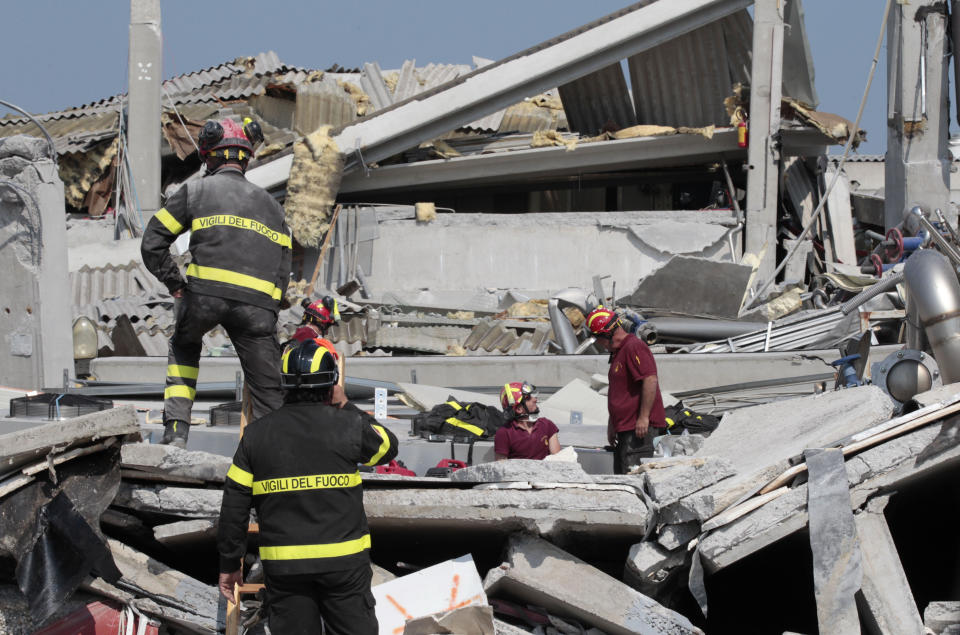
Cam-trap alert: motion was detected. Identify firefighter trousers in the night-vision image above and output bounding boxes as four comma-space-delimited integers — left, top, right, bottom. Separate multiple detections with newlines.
265, 565, 377, 635
613, 427, 667, 474
164, 292, 283, 425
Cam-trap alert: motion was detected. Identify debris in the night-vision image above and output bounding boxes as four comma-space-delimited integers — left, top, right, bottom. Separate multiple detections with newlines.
451, 459, 593, 484
484, 533, 702, 635
415, 202, 437, 222
403, 605, 495, 635
284, 125, 344, 247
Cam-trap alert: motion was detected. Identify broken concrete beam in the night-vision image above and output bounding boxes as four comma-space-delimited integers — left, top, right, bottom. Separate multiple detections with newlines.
659, 463, 785, 525
641, 456, 735, 507
120, 442, 231, 483
924, 601, 960, 634
403, 605, 495, 635
699, 417, 960, 572
153, 519, 216, 546
97, 539, 222, 633
656, 521, 699, 551
493, 617, 532, 635
113, 483, 222, 518
0, 405, 139, 473
365, 486, 648, 541
484, 533, 702, 635
854, 496, 924, 635
371, 563, 396, 587
451, 459, 594, 484
624, 541, 688, 597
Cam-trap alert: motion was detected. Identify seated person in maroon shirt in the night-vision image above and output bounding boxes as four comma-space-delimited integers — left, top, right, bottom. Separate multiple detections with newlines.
494, 381, 561, 460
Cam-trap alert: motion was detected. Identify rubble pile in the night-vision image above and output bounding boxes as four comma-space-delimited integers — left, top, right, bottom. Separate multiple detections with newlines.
1, 380, 958, 632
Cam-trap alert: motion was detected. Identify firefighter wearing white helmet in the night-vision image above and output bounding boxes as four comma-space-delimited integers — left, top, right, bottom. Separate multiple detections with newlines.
141, 117, 291, 447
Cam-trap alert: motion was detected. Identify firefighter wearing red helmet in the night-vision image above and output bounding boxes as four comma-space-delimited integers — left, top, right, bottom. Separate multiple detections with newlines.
141, 117, 291, 448
586, 306, 667, 473
494, 381, 561, 460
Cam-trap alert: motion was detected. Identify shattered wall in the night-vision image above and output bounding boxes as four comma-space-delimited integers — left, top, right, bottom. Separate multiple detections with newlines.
359, 209, 737, 296
0, 136, 73, 388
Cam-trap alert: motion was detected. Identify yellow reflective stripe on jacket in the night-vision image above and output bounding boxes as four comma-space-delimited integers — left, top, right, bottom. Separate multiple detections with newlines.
444, 417, 484, 437
186, 264, 282, 300
164, 385, 196, 401
252, 471, 360, 495
259, 534, 371, 561
445, 400, 462, 410
155, 208, 184, 235
166, 364, 199, 380
227, 464, 254, 488
364, 425, 391, 466
191, 214, 291, 248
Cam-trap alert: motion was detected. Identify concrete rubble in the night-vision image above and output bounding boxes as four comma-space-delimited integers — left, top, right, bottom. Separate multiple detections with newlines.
5, 0, 960, 632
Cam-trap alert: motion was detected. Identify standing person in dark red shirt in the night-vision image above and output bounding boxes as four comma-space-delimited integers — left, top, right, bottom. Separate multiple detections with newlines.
586, 307, 666, 474
494, 381, 561, 460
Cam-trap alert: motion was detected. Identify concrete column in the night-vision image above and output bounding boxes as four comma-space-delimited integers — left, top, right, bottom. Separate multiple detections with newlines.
744, 0, 784, 287
884, 0, 951, 230
853, 496, 925, 635
127, 0, 162, 219
0, 137, 73, 389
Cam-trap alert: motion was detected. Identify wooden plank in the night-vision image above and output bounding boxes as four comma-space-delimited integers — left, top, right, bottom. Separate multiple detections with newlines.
702, 486, 790, 532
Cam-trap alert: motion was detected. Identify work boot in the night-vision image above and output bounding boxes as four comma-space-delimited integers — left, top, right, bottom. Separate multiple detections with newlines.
161, 420, 189, 448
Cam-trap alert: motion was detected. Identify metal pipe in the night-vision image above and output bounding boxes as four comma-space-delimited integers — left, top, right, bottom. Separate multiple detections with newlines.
907, 206, 960, 266
936, 208, 960, 245
904, 249, 960, 383
548, 298, 579, 354
645, 317, 766, 342
840, 272, 905, 314
0, 99, 58, 164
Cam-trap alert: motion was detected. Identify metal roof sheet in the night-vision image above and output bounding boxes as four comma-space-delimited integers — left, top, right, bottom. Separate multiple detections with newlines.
71, 261, 167, 306
628, 10, 751, 127
558, 63, 636, 136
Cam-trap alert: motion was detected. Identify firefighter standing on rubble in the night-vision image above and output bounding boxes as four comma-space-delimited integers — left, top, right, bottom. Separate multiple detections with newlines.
586, 307, 667, 473
217, 338, 398, 634
141, 118, 291, 448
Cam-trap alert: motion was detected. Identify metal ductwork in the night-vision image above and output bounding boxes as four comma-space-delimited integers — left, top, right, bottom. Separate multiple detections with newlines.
548, 288, 599, 354
903, 249, 960, 383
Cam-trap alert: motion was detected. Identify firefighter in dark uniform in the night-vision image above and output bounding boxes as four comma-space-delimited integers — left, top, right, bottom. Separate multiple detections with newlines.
141, 117, 291, 447
217, 339, 398, 634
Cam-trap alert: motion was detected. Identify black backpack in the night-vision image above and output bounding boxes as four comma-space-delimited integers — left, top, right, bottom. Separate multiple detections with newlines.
412, 398, 506, 440
664, 403, 720, 436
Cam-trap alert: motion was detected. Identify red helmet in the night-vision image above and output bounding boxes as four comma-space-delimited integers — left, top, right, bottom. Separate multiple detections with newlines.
586, 306, 620, 336
302, 296, 340, 330
500, 381, 536, 411
198, 117, 261, 160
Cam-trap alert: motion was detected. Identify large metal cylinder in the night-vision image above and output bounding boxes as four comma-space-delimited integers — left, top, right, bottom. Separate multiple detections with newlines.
903, 249, 960, 383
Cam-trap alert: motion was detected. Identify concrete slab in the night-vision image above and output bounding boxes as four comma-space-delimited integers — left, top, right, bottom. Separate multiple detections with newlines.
365, 486, 648, 541
113, 483, 223, 518
688, 386, 895, 516
403, 605, 495, 635
924, 601, 960, 634
656, 522, 699, 551
624, 541, 688, 591
617, 255, 753, 319
642, 456, 736, 507
451, 460, 594, 484
153, 519, 217, 546
0, 405, 140, 473
539, 378, 608, 427
629, 221, 728, 256
699, 414, 960, 571
121, 442, 231, 483
854, 496, 924, 635
483, 533, 702, 635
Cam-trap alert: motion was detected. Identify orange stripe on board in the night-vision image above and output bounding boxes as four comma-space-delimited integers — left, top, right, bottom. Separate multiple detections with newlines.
448, 574, 460, 608
387, 594, 413, 634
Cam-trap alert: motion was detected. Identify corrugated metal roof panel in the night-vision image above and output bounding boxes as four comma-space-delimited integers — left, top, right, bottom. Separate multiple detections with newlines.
292, 80, 357, 135
71, 262, 167, 306
558, 62, 636, 136
628, 10, 751, 127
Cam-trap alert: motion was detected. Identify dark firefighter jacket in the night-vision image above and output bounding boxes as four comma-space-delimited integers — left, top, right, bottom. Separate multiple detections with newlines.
218, 401, 399, 577
141, 166, 292, 311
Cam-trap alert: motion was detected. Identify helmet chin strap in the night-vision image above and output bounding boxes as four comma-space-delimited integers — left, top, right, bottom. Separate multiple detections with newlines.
517, 406, 540, 422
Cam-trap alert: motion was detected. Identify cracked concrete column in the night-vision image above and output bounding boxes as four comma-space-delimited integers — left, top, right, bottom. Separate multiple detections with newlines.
885, 0, 951, 230
127, 0, 162, 220
854, 496, 925, 635
744, 0, 784, 288
0, 137, 72, 388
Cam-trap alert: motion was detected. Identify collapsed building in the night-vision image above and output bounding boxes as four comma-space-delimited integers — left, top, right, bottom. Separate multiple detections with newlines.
2, 0, 960, 633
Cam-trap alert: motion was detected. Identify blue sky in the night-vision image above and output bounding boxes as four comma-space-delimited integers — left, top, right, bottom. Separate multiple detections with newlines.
1, 1, 902, 154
